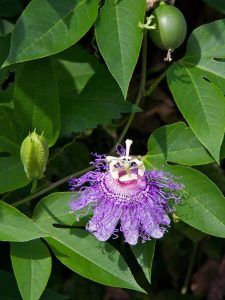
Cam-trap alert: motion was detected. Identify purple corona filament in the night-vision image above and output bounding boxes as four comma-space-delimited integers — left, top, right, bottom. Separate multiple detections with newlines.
69, 139, 184, 245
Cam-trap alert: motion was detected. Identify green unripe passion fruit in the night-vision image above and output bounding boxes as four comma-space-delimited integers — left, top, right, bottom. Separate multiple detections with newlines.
149, 1, 187, 50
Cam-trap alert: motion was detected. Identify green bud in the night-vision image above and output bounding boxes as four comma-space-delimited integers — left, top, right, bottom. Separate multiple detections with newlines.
20, 130, 49, 180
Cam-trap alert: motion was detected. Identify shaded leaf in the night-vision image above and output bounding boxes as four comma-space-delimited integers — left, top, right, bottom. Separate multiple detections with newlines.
0, 82, 14, 102
11, 239, 52, 300
52, 45, 141, 135
131, 240, 155, 283
0, 19, 14, 37
4, 0, 99, 66
0, 34, 11, 67
0, 270, 68, 300
196, 163, 225, 193
95, 0, 146, 97
13, 58, 60, 146
47, 140, 90, 178
0, 106, 30, 193
167, 19, 225, 162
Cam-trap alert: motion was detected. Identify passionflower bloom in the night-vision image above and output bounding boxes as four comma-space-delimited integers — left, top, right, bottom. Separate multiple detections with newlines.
69, 140, 183, 245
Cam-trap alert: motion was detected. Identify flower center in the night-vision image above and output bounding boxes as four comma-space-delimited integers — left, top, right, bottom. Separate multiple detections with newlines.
105, 139, 145, 182
101, 172, 147, 201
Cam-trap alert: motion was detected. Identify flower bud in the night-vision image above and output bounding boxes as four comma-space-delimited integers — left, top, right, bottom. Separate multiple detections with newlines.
20, 130, 49, 179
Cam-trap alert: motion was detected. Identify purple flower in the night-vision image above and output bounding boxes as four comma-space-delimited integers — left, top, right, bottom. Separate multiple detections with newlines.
69, 140, 184, 245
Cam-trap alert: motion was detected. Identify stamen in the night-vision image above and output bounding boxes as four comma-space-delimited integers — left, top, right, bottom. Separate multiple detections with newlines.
125, 139, 133, 160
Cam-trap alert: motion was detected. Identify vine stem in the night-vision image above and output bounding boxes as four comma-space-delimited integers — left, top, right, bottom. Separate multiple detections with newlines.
12, 32, 166, 208
181, 243, 198, 295
13, 166, 93, 207
145, 67, 168, 96
31, 178, 37, 194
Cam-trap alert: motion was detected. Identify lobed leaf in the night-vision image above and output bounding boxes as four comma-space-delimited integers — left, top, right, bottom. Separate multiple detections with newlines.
3, 0, 99, 66
148, 122, 216, 166
168, 19, 225, 162
51, 45, 141, 135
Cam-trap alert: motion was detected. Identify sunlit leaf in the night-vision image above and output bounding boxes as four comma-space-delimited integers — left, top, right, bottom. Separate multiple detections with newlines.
33, 193, 144, 292
144, 156, 225, 238
95, 0, 146, 97
148, 122, 215, 166
168, 19, 225, 162
4, 0, 99, 66
0, 201, 46, 241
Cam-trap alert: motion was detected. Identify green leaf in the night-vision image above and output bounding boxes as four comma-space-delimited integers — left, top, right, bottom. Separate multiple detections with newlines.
33, 193, 144, 292
0, 106, 30, 193
52, 45, 141, 135
47, 231, 144, 292
0, 19, 14, 37
0, 201, 46, 241
203, 0, 225, 13
11, 239, 52, 300
131, 240, 155, 283
167, 19, 225, 162
174, 222, 205, 245
148, 122, 215, 166
0, 83, 14, 103
4, 0, 99, 66
33, 192, 82, 228
0, 34, 11, 67
13, 58, 60, 146
0, 270, 68, 300
196, 163, 225, 193
0, 0, 23, 17
144, 156, 225, 238
95, 0, 146, 97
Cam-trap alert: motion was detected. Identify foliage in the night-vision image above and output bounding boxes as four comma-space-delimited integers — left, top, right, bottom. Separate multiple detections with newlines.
0, 0, 225, 299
